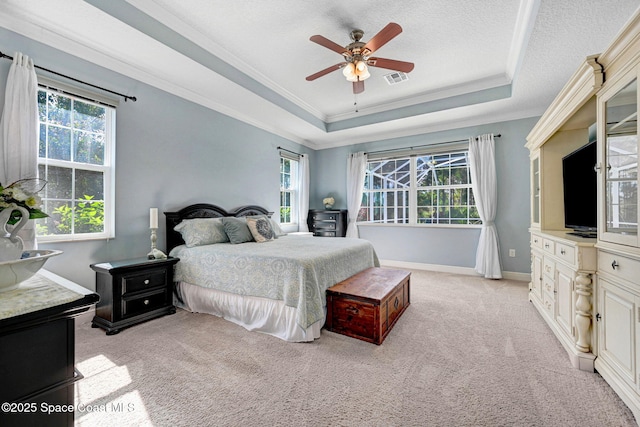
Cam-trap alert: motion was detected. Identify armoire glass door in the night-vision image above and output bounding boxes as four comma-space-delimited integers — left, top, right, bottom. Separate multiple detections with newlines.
601, 77, 638, 246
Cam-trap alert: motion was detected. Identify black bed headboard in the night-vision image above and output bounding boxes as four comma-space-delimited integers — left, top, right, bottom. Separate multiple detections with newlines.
164, 204, 273, 253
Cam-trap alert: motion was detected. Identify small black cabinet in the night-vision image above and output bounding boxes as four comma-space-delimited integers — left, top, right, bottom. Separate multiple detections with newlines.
90, 257, 179, 335
307, 209, 348, 237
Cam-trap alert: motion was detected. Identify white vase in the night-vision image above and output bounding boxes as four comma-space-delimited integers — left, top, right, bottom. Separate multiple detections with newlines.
0, 204, 29, 262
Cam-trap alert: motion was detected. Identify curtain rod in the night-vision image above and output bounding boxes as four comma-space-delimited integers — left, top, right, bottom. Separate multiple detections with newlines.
366, 134, 501, 156
0, 51, 137, 102
277, 146, 303, 157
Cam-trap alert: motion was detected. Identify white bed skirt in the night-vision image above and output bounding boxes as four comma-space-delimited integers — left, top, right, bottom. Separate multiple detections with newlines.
175, 281, 324, 342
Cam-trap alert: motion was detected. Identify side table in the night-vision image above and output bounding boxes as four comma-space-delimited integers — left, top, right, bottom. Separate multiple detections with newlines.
90, 257, 179, 335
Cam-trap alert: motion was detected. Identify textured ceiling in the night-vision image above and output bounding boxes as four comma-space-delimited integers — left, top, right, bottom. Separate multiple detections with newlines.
0, 0, 638, 149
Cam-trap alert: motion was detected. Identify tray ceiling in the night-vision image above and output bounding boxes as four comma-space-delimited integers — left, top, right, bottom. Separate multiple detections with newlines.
0, 0, 638, 149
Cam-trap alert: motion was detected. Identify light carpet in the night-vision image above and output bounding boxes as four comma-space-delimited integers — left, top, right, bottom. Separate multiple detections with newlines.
74, 269, 637, 426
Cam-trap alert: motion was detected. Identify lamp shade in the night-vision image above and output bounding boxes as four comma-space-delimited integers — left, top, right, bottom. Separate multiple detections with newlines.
342, 62, 356, 78
354, 61, 370, 81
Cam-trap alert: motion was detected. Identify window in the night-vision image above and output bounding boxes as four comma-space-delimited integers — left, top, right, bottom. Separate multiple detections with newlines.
280, 156, 299, 224
359, 149, 480, 225
36, 85, 116, 241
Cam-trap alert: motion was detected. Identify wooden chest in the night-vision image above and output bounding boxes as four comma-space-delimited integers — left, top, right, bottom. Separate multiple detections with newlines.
325, 267, 410, 344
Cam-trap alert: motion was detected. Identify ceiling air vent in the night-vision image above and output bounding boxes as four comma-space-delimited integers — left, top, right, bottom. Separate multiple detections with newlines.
384, 71, 409, 85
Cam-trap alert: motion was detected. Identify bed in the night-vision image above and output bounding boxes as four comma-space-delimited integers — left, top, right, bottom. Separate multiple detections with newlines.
165, 203, 379, 342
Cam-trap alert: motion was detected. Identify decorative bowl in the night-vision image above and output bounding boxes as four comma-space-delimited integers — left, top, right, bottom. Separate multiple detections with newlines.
0, 250, 63, 292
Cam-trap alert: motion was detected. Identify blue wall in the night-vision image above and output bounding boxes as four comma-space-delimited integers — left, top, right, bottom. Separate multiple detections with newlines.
1, 26, 536, 289
0, 28, 311, 289
311, 117, 537, 275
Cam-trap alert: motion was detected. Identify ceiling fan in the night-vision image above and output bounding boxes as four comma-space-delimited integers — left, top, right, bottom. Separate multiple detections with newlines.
305, 22, 414, 94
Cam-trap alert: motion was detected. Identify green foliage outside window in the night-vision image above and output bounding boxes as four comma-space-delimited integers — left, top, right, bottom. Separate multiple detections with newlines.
36, 195, 104, 235
361, 152, 480, 225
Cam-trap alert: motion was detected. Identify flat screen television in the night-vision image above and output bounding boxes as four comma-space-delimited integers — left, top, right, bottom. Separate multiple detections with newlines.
562, 140, 597, 237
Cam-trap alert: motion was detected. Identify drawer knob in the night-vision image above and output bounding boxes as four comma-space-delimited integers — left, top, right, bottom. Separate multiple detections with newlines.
611, 260, 619, 270
560, 249, 566, 255
144, 279, 150, 285
144, 299, 150, 305
394, 296, 399, 310
544, 244, 549, 249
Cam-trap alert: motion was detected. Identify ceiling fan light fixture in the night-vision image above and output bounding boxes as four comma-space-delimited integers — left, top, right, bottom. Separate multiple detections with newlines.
307, 22, 413, 93
342, 62, 356, 78
355, 63, 371, 81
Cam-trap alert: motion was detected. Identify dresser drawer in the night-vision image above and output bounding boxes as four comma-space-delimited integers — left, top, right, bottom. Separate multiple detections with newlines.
122, 290, 168, 318
531, 234, 544, 249
555, 242, 575, 264
542, 238, 555, 254
315, 230, 337, 237
543, 276, 555, 300
543, 257, 555, 279
598, 251, 640, 284
121, 269, 167, 295
542, 290, 554, 316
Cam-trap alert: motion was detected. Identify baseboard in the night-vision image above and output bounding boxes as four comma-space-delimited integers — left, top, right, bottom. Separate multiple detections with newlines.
379, 259, 530, 282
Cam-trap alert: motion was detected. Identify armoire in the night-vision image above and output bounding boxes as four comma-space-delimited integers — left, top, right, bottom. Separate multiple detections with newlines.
526, 9, 640, 421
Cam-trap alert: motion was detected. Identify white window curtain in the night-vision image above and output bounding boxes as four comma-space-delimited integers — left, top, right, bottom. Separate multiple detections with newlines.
469, 134, 502, 279
0, 52, 39, 250
297, 154, 309, 232
346, 151, 367, 238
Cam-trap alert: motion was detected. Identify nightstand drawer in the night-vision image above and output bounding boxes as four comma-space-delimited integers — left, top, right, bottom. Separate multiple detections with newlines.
121, 270, 167, 295
311, 212, 339, 222
315, 222, 337, 230
316, 231, 337, 237
122, 290, 168, 318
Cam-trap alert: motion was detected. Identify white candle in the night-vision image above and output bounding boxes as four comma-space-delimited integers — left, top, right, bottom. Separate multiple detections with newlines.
150, 208, 158, 229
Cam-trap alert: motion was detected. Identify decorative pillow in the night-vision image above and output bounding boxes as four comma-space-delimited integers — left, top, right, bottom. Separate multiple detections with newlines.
246, 216, 276, 243
269, 218, 287, 237
174, 218, 229, 247
222, 217, 254, 244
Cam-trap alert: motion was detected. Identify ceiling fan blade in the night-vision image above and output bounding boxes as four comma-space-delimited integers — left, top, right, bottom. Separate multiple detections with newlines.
309, 35, 349, 56
367, 57, 414, 73
353, 80, 365, 94
306, 63, 345, 81
362, 23, 403, 55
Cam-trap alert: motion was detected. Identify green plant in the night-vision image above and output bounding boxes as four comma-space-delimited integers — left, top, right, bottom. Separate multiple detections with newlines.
48, 195, 104, 234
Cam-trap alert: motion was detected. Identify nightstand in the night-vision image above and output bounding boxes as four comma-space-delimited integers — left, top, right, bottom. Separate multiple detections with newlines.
307, 209, 348, 237
90, 257, 179, 335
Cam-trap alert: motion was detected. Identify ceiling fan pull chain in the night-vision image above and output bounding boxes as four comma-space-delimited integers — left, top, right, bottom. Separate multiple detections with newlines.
354, 93, 358, 113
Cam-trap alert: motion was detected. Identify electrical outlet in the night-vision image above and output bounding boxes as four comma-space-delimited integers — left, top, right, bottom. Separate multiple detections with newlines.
509, 249, 516, 257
